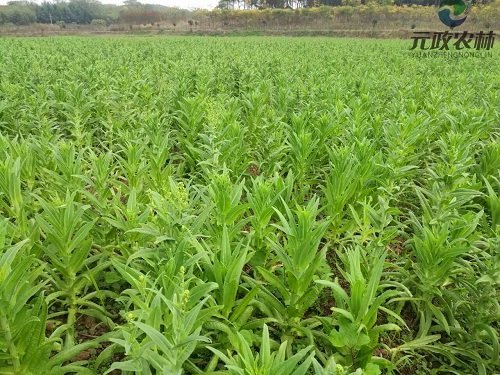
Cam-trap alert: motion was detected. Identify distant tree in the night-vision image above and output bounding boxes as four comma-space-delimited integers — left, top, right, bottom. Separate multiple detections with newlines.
217, 0, 233, 9
37, 2, 59, 24
247, 0, 261, 8
124, 0, 141, 7
91, 18, 106, 25
2, 4, 36, 24
67, 0, 99, 23
7, 1, 33, 5
319, 0, 342, 5
262, 0, 287, 8
34, 0, 112, 25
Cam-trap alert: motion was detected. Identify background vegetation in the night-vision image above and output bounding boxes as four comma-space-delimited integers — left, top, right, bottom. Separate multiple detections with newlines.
0, 0, 498, 33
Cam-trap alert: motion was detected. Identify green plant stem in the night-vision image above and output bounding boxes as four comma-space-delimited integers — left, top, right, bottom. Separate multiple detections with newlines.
0, 314, 21, 373
65, 280, 77, 350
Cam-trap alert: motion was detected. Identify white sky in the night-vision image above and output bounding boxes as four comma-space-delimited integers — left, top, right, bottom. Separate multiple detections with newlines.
0, 0, 220, 9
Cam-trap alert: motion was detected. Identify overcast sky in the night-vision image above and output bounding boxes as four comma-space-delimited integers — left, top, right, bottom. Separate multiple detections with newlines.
0, 0, 220, 9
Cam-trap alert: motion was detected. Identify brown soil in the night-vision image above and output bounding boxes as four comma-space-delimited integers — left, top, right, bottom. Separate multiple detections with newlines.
248, 163, 260, 177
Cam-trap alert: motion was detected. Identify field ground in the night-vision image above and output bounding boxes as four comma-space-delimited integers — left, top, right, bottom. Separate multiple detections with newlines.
1, 24, 499, 38
0, 37, 499, 374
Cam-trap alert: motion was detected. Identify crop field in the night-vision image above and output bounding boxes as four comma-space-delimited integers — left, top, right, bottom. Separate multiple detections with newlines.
0, 36, 499, 374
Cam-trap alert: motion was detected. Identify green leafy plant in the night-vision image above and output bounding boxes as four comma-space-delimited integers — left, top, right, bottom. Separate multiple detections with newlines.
35, 192, 113, 349
0, 36, 498, 375
106, 261, 217, 374
208, 324, 315, 375
249, 198, 329, 353
316, 247, 404, 372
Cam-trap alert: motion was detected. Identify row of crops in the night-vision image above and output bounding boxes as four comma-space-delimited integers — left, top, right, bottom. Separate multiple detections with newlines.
0, 37, 498, 374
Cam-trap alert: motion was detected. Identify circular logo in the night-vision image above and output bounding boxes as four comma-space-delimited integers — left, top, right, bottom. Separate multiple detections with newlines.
438, 0, 471, 28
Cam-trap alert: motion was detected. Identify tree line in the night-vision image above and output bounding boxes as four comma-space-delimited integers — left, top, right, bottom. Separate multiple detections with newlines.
0, 0, 496, 26
217, 0, 494, 7
0, 0, 113, 25
0, 0, 195, 26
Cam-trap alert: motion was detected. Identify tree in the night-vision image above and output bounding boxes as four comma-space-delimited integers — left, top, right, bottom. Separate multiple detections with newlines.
124, 0, 141, 7
2, 4, 36, 25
